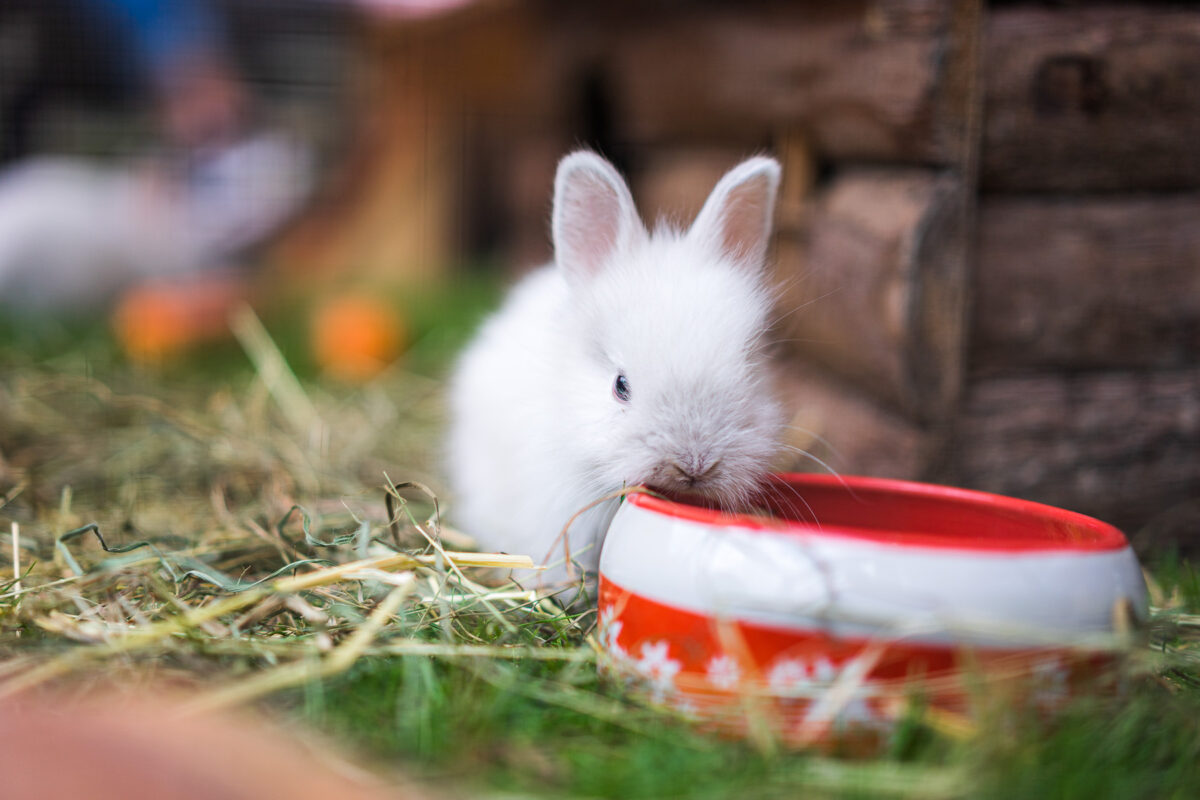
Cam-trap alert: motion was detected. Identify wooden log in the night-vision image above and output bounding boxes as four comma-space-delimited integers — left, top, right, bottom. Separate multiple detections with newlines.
587, 0, 980, 167
939, 368, 1200, 534
972, 194, 1200, 372
630, 133, 818, 234
628, 146, 769, 229
772, 360, 932, 481
983, 5, 1200, 192
773, 168, 970, 422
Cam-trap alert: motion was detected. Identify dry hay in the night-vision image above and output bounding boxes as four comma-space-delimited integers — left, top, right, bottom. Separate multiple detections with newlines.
0, 316, 1196, 757
0, 324, 592, 709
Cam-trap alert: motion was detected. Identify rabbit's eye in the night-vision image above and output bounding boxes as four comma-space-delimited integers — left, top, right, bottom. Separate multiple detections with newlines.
613, 374, 631, 403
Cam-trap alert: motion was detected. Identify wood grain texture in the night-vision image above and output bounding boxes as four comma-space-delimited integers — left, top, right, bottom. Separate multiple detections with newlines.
972, 194, 1200, 372
939, 368, 1200, 532
584, 0, 978, 166
631, 147, 750, 228
774, 168, 969, 422
772, 360, 932, 481
983, 5, 1200, 191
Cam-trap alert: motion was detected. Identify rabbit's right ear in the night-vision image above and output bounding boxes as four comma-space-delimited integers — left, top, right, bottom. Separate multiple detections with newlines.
688, 156, 781, 276
552, 152, 643, 286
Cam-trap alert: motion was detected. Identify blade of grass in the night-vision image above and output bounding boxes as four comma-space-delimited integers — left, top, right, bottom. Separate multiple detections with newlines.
385, 476, 523, 636
182, 579, 415, 713
10, 522, 20, 599
229, 303, 322, 437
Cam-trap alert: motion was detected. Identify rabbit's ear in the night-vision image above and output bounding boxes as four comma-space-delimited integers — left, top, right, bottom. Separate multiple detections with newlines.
689, 157, 781, 274
552, 152, 643, 285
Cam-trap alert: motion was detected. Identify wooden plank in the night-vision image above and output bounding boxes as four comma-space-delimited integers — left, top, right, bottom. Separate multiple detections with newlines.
772, 360, 932, 481
983, 5, 1200, 192
773, 168, 970, 422
972, 194, 1200, 372
271, 2, 562, 281
586, 0, 979, 167
939, 368, 1200, 533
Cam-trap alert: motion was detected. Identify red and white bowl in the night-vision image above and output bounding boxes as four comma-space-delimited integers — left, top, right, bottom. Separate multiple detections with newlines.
597, 474, 1148, 746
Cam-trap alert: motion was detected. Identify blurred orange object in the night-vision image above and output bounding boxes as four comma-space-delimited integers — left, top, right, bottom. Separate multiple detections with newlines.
311, 294, 406, 381
113, 277, 247, 362
0, 694, 417, 800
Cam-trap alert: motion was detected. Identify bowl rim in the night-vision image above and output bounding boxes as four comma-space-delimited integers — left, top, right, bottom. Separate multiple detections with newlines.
626, 473, 1130, 553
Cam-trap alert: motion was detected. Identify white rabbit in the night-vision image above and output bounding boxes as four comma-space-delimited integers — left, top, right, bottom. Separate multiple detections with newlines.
447, 151, 784, 597
0, 136, 309, 312
0, 158, 192, 311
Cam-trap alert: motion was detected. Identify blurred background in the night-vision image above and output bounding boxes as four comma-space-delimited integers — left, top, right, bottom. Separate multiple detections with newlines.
0, 0, 1197, 547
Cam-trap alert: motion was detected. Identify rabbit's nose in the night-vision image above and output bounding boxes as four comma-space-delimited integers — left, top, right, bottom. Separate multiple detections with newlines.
666, 462, 696, 486
666, 458, 720, 487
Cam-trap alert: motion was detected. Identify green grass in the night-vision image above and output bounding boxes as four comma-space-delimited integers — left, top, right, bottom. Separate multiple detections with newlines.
289, 644, 1200, 799
2, 277, 1199, 800
262, 270, 504, 380
299, 656, 965, 799
969, 692, 1200, 800
0, 267, 502, 382
1149, 551, 1200, 611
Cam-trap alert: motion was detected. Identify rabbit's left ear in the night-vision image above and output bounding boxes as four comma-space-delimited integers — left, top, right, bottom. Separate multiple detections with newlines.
552, 151, 644, 287
689, 157, 781, 274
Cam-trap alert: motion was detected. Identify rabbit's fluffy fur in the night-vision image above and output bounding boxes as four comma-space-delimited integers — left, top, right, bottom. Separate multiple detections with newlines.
447, 151, 784, 594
